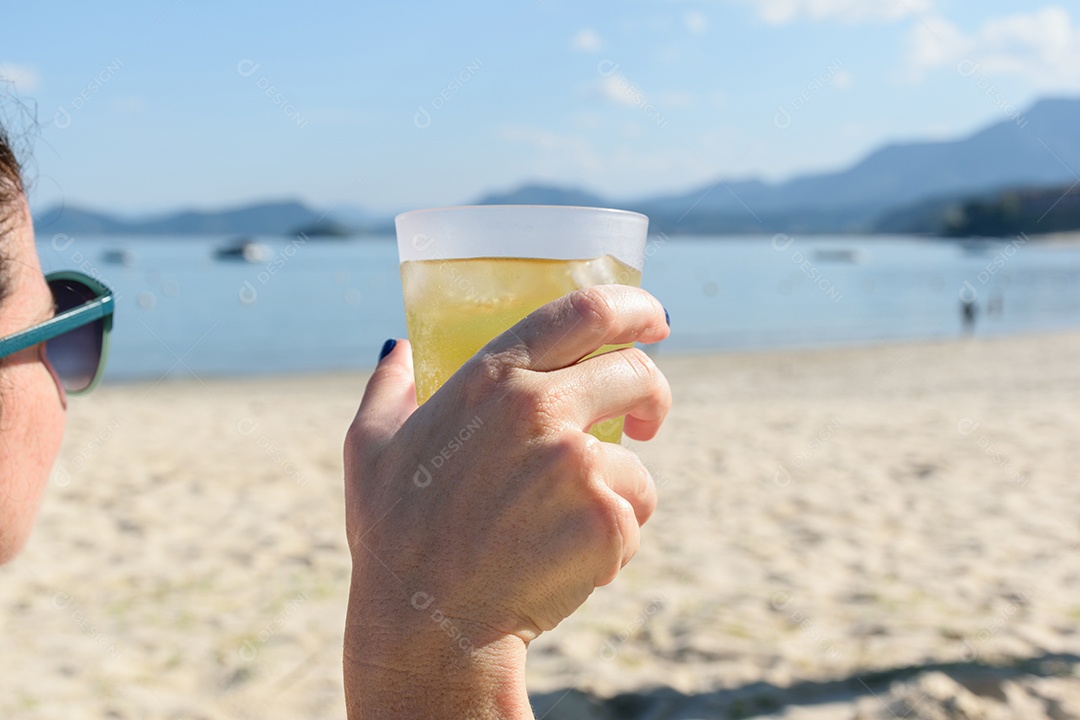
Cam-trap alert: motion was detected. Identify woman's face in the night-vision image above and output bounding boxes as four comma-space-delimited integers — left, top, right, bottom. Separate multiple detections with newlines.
0, 195, 66, 564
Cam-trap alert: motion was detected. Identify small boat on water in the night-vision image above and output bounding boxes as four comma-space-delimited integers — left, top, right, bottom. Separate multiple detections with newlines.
214, 238, 271, 263
100, 248, 135, 267
813, 248, 866, 264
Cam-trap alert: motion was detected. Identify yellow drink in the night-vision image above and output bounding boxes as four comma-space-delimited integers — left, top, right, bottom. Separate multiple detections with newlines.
401, 255, 642, 443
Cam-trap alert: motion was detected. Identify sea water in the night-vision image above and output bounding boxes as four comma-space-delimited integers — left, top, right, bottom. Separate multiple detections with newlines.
33, 233, 1080, 383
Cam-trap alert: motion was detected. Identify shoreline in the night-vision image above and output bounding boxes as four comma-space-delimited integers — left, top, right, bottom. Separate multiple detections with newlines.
1021, 230, 1080, 246
94, 325, 1080, 389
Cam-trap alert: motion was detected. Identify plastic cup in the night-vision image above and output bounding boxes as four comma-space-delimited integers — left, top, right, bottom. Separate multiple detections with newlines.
395, 205, 649, 443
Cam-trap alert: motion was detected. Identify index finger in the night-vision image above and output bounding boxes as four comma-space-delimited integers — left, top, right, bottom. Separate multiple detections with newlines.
481, 285, 669, 372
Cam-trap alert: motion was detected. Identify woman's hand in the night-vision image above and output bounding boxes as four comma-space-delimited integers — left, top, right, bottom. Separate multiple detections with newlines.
343, 285, 671, 719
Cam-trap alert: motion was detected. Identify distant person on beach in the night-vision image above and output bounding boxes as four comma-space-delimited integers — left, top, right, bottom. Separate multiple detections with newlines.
961, 297, 977, 334
0, 126, 672, 717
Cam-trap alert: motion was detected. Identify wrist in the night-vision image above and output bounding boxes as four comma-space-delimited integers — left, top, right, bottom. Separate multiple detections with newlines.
343, 578, 532, 719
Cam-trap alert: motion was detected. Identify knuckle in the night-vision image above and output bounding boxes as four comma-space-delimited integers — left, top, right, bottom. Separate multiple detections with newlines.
503, 380, 570, 437
462, 352, 514, 405
344, 420, 363, 450
577, 434, 606, 485
548, 433, 604, 486
569, 286, 618, 337
623, 457, 647, 498
343, 422, 383, 482
574, 441, 628, 537
474, 352, 511, 388
636, 466, 658, 521
343, 418, 371, 461
617, 348, 658, 384
589, 497, 635, 586
587, 494, 625, 542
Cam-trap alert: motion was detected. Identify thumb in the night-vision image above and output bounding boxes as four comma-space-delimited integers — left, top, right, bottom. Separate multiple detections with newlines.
349, 339, 419, 448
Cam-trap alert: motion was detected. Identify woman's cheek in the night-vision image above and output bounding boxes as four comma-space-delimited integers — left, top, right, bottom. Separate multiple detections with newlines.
0, 354, 66, 561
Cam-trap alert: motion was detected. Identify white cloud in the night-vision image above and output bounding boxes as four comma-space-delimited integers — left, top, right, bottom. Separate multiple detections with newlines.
572, 29, 604, 53
832, 68, 854, 89
685, 10, 709, 33
601, 74, 643, 107
743, 0, 934, 25
907, 6, 1080, 90
590, 72, 671, 127
0, 63, 41, 92
907, 13, 967, 73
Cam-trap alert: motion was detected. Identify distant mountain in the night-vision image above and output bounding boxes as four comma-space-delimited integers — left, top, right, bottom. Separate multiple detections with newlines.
470, 98, 1080, 235
34, 199, 329, 236
872, 194, 966, 236
325, 204, 396, 234
473, 184, 610, 208
291, 218, 356, 238
31, 97, 1080, 237
32, 206, 128, 236
139, 200, 324, 235
878, 183, 1080, 237
634, 97, 1080, 233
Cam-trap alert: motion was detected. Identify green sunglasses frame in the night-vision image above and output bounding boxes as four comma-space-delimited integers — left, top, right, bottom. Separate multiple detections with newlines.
0, 270, 115, 395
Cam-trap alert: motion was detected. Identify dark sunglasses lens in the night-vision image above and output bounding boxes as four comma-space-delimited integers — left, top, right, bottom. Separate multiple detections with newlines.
44, 279, 104, 392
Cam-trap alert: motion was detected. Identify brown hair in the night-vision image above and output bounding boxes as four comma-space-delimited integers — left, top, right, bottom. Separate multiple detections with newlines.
0, 123, 22, 307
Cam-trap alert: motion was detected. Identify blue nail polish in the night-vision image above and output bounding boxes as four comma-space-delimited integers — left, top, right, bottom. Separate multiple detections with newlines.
378, 339, 397, 362
664, 307, 670, 327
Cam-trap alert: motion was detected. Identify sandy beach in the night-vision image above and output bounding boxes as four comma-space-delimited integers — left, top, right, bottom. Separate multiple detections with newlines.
2, 331, 1079, 719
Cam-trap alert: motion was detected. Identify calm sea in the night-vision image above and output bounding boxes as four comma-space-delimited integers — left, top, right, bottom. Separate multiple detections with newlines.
34, 233, 1080, 383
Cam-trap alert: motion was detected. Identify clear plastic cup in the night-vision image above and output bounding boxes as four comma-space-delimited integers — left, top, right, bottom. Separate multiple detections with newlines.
395, 205, 649, 443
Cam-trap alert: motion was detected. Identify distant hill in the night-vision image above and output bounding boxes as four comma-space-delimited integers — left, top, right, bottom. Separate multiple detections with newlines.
32, 199, 395, 237
877, 184, 1080, 237
329, 203, 387, 227
34, 199, 326, 236
473, 184, 610, 208
31, 96, 1080, 237
872, 194, 966, 236
469, 97, 1080, 234
632, 97, 1080, 233
32, 206, 128, 235
325, 203, 395, 234
946, 185, 1080, 237
291, 218, 356, 238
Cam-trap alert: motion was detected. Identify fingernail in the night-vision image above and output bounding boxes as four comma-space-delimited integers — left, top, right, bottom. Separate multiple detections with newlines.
664, 307, 670, 327
378, 339, 397, 362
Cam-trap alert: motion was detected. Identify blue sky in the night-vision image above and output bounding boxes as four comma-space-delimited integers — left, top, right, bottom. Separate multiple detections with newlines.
2, 0, 1078, 216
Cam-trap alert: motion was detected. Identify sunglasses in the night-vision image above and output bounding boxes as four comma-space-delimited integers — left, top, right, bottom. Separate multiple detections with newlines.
0, 270, 114, 395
